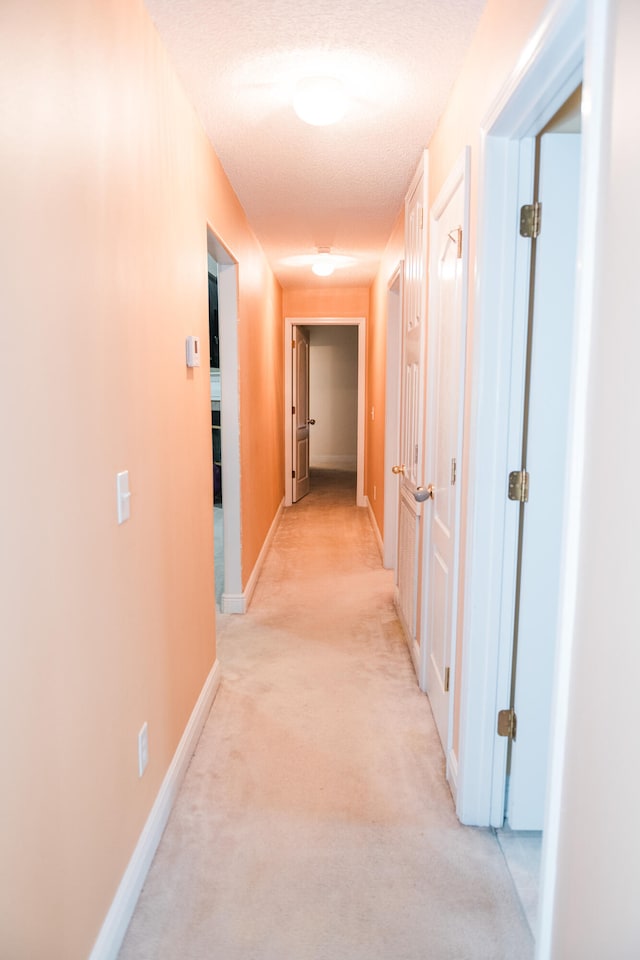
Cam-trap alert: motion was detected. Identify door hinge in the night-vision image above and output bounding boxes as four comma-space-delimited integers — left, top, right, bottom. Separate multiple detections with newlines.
508, 469, 529, 503
292, 405, 295, 415
450, 458, 457, 486
292, 339, 296, 348
292, 470, 295, 479
444, 667, 450, 693
520, 202, 542, 239
497, 708, 517, 740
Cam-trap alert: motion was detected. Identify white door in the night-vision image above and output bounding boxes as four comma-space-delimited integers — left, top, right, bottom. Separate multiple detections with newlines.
395, 154, 428, 675
383, 265, 403, 571
507, 133, 581, 829
423, 152, 469, 753
292, 325, 310, 503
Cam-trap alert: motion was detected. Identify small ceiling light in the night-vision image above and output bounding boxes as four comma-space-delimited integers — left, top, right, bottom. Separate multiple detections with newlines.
293, 76, 347, 126
312, 249, 336, 277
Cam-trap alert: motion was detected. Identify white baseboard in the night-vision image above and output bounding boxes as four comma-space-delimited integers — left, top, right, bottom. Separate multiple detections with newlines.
238, 498, 284, 613
310, 455, 357, 470
394, 587, 422, 685
220, 592, 246, 614
448, 748, 459, 804
366, 496, 384, 560
89, 659, 221, 960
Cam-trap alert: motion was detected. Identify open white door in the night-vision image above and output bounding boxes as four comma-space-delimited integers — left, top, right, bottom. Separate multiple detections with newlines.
395, 153, 428, 675
422, 151, 469, 758
507, 132, 581, 829
292, 325, 310, 503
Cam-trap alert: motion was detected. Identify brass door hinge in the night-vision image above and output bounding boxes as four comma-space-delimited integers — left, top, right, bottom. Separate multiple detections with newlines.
450, 458, 457, 486
292, 339, 296, 348
520, 202, 542, 239
508, 469, 529, 503
444, 667, 450, 693
292, 470, 295, 479
292, 405, 295, 415
497, 708, 517, 740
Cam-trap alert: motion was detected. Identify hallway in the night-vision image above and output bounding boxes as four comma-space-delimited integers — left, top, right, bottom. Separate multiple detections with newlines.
119, 470, 532, 959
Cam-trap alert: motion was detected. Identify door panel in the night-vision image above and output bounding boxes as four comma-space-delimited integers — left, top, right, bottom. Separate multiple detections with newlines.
508, 133, 581, 829
423, 152, 469, 755
395, 154, 428, 670
292, 326, 310, 503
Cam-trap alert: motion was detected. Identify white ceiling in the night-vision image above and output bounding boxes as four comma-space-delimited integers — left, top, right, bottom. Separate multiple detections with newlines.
145, 0, 487, 288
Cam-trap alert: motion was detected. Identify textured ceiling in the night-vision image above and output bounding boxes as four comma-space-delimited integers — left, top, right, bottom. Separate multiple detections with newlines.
145, 0, 486, 288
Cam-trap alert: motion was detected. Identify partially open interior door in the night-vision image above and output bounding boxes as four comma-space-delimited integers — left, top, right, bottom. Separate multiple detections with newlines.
292, 325, 310, 503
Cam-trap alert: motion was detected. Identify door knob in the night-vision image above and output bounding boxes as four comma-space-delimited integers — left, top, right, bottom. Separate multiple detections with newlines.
391, 464, 405, 475
307, 418, 316, 425
415, 484, 435, 502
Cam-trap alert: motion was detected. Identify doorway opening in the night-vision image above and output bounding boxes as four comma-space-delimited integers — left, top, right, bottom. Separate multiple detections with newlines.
284, 317, 366, 508
206, 228, 243, 613
207, 261, 223, 607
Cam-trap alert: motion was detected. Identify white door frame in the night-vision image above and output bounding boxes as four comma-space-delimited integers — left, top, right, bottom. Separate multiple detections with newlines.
206, 229, 243, 614
455, 0, 610, 899
383, 264, 403, 571
284, 317, 366, 508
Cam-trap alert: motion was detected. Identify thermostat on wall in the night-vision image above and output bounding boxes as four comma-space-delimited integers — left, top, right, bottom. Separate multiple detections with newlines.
186, 335, 201, 367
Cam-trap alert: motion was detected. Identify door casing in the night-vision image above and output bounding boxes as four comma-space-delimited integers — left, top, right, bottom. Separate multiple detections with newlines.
284, 317, 366, 507
206, 229, 243, 614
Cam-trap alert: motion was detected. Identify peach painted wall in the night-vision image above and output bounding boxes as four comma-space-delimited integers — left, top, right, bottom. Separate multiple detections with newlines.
0, 1, 282, 957
202, 158, 284, 584
367, 213, 405, 537
283, 286, 369, 319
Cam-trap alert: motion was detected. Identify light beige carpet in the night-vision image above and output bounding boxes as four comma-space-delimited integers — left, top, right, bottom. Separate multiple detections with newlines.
119, 469, 533, 960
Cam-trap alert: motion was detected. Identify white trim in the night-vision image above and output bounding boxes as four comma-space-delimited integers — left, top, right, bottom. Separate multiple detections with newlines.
219, 592, 246, 615
366, 495, 384, 560
207, 231, 243, 610
395, 583, 421, 682
223, 498, 284, 613
88, 660, 222, 960
309, 454, 357, 470
284, 317, 366, 508
457, 0, 587, 828
218, 262, 243, 605
537, 3, 611, 956
448, 748, 459, 805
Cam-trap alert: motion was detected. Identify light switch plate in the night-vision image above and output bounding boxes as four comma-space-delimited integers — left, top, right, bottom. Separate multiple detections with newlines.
116, 470, 131, 524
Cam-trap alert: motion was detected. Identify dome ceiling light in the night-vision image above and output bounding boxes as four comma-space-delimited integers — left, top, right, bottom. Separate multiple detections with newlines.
312, 250, 336, 277
279, 250, 357, 276
293, 76, 347, 126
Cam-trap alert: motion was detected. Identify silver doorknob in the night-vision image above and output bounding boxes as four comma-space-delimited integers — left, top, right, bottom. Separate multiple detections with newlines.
415, 484, 435, 502
307, 418, 316, 425
391, 464, 405, 476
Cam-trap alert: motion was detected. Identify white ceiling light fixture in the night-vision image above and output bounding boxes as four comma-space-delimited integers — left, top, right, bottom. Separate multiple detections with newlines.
279, 250, 357, 275
293, 76, 347, 126
312, 251, 336, 277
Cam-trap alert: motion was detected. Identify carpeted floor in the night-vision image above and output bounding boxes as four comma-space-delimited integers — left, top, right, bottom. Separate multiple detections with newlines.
119, 469, 533, 959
